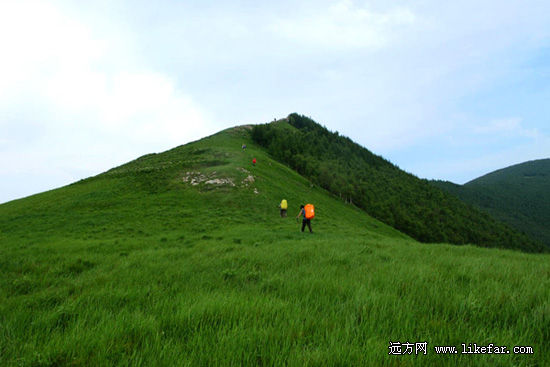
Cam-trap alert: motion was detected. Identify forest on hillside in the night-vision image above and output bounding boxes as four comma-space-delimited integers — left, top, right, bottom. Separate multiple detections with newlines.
251, 114, 545, 252
432, 159, 550, 248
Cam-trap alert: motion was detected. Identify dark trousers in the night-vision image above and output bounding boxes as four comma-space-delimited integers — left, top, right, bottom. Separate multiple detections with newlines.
280, 209, 287, 217
301, 219, 312, 233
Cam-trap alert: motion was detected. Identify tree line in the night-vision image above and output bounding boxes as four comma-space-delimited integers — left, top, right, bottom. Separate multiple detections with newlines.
252, 114, 545, 252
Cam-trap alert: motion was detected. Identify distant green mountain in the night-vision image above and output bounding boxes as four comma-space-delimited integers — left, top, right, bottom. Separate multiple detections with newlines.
251, 114, 545, 252
432, 159, 550, 248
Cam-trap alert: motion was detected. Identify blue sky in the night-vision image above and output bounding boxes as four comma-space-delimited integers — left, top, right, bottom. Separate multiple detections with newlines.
1, 0, 549, 203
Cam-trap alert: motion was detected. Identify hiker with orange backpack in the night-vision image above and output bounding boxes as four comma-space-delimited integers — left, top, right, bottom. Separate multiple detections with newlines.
296, 204, 314, 233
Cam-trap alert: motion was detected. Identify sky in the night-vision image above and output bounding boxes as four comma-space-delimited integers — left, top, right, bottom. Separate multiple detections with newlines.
1, 0, 549, 203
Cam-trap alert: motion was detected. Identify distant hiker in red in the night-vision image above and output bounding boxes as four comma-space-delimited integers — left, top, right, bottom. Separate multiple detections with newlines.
252, 158, 256, 166
296, 204, 313, 233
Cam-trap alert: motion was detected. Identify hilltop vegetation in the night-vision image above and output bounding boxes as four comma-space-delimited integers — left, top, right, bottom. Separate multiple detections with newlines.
251, 114, 545, 252
1, 122, 549, 366
432, 159, 550, 248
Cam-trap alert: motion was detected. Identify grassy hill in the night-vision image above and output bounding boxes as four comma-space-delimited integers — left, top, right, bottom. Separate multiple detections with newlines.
1, 123, 549, 366
251, 114, 545, 252
432, 159, 550, 248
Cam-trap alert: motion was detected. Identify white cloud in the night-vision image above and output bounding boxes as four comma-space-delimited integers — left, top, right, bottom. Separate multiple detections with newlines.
473, 118, 522, 134
397, 115, 550, 184
473, 118, 541, 139
0, 1, 210, 142
0, 1, 106, 97
436, 134, 550, 184
269, 0, 416, 49
41, 70, 209, 145
0, 1, 215, 203
2, 0, 550, 203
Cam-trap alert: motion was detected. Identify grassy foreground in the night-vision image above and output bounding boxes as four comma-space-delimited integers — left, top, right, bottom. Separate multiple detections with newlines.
1, 126, 549, 366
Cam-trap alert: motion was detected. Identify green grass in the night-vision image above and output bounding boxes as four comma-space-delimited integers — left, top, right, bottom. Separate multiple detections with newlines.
1, 126, 549, 366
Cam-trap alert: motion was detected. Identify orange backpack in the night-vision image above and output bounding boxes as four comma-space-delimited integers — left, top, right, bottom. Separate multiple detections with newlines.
304, 204, 315, 219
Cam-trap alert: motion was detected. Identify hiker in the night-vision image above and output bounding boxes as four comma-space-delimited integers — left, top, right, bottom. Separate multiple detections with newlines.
279, 199, 288, 217
296, 204, 313, 233
252, 158, 256, 166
